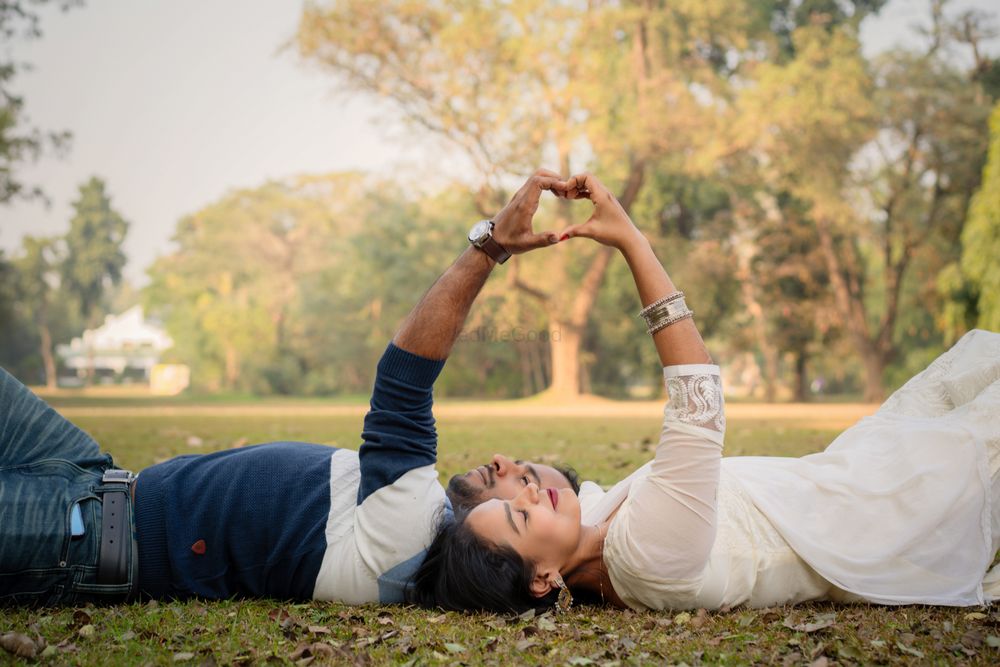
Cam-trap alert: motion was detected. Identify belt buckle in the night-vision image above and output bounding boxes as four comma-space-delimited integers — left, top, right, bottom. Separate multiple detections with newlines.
102, 469, 134, 485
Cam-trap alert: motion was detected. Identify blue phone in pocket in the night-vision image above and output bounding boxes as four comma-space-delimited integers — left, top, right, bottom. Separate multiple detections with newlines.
70, 502, 85, 537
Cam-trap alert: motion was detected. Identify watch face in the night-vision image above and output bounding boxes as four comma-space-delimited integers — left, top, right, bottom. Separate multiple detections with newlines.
468, 220, 492, 244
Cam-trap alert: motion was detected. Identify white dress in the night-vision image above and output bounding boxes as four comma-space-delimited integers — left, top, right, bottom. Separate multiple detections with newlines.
582, 329, 1000, 610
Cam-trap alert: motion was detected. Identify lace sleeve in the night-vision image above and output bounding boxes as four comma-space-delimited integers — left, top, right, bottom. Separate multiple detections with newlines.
604, 364, 726, 590
663, 364, 725, 444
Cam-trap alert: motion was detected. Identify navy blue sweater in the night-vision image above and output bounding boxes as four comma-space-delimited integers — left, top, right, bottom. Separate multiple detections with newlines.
134, 343, 447, 601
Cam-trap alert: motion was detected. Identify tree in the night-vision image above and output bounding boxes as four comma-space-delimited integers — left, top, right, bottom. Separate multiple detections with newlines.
0, 250, 15, 331
12, 236, 62, 388
729, 16, 991, 400
940, 101, 1000, 335
145, 174, 371, 393
296, 0, 797, 396
752, 200, 839, 401
0, 1, 79, 204
61, 177, 129, 325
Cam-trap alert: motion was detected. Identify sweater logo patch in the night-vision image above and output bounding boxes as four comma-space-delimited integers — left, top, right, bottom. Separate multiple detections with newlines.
191, 539, 207, 555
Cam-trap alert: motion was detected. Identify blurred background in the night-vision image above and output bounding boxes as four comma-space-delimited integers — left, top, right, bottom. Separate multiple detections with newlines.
1, 0, 998, 404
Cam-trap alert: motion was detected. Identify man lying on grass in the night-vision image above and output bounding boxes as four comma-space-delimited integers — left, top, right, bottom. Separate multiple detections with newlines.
0, 170, 579, 607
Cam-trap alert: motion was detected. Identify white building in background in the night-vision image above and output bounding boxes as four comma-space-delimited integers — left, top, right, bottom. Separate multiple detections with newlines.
57, 305, 175, 384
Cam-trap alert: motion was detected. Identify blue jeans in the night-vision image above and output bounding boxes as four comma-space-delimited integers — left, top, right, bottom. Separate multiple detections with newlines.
0, 367, 136, 606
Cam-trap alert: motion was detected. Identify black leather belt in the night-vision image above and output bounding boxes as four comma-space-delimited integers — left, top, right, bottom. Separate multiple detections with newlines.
97, 469, 135, 587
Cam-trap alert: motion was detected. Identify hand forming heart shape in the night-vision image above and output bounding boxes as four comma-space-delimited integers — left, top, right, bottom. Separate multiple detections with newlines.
490, 170, 646, 257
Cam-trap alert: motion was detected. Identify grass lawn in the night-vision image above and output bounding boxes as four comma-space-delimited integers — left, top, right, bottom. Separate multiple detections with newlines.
2, 398, 999, 665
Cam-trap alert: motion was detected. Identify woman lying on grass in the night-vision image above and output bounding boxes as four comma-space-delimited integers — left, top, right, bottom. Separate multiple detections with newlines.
411, 172, 1000, 614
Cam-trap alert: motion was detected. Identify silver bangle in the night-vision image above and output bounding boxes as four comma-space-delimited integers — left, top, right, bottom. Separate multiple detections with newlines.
640, 293, 688, 323
640, 293, 694, 335
638, 291, 684, 319
647, 308, 694, 335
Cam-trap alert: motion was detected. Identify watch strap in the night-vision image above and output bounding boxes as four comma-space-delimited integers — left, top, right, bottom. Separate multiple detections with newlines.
480, 230, 512, 264
471, 221, 512, 264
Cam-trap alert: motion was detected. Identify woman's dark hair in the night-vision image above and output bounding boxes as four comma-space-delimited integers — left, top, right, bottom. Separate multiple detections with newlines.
408, 513, 558, 614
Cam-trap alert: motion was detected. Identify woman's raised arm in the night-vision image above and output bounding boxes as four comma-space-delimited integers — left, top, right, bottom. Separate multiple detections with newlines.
559, 173, 712, 367
560, 173, 724, 609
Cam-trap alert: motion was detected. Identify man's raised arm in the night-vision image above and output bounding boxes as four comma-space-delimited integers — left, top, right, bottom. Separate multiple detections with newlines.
392, 170, 565, 360
355, 170, 566, 514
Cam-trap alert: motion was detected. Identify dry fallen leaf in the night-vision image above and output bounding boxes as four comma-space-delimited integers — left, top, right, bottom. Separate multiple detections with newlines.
784, 613, 836, 633
895, 641, 924, 658
0, 633, 37, 659
311, 643, 336, 658
962, 628, 985, 648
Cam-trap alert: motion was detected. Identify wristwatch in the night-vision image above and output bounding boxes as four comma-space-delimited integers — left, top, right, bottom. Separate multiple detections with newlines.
468, 219, 512, 264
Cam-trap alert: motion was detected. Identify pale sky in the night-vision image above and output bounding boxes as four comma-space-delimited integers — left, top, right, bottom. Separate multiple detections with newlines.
1, 0, 996, 285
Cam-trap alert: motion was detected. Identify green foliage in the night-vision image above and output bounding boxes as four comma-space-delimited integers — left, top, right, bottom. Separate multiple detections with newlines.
61, 176, 129, 325
3, 236, 74, 383
145, 174, 490, 396
296, 0, 841, 397
724, 15, 992, 399
0, 1, 79, 204
941, 101, 1000, 336
0, 250, 22, 364
0, 178, 131, 385
146, 174, 360, 393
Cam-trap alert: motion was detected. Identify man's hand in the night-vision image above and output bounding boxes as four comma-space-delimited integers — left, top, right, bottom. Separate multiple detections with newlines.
392, 170, 567, 360
490, 169, 567, 254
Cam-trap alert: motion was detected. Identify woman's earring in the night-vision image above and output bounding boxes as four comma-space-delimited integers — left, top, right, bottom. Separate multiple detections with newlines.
554, 574, 573, 613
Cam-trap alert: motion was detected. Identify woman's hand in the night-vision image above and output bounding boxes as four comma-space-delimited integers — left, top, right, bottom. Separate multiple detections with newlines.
557, 173, 646, 251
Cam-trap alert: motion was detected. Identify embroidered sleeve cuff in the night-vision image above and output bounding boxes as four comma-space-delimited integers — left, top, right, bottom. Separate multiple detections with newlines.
662, 364, 726, 435
378, 343, 447, 389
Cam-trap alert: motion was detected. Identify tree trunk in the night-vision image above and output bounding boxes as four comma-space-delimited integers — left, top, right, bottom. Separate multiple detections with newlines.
543, 243, 617, 397
523, 339, 546, 396
860, 347, 887, 403
511, 161, 645, 398
815, 218, 888, 402
517, 341, 533, 396
739, 277, 780, 402
224, 345, 240, 390
731, 195, 781, 402
38, 323, 57, 390
547, 318, 582, 396
794, 351, 809, 403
